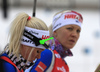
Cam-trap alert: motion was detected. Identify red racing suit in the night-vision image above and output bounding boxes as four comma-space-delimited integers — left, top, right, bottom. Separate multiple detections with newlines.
31, 49, 70, 72
51, 50, 69, 72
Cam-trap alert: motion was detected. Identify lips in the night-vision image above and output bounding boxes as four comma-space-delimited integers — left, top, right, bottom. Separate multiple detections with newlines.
69, 39, 75, 44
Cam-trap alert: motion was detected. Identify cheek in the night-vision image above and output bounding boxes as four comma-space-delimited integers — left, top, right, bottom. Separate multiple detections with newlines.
57, 31, 69, 43
31, 52, 35, 56
57, 31, 65, 38
76, 34, 80, 41
30, 51, 37, 58
61, 31, 69, 39
38, 53, 41, 59
78, 34, 80, 38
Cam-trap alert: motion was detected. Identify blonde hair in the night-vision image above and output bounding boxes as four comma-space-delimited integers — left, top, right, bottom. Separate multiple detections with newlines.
8, 12, 48, 56
49, 24, 53, 37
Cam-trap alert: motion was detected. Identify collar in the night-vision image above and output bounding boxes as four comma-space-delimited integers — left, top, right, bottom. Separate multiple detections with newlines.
49, 38, 73, 59
5, 46, 34, 71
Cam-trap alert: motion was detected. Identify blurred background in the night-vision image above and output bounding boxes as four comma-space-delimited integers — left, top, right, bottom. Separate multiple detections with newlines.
0, 0, 100, 72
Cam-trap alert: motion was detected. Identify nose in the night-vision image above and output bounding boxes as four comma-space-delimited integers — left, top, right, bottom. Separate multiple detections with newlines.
71, 31, 79, 38
36, 54, 41, 59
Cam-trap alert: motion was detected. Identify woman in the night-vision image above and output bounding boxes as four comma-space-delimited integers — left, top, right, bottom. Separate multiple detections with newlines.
0, 12, 49, 72
30, 10, 83, 72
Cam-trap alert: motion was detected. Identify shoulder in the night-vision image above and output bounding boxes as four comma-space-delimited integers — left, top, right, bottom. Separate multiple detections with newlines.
42, 49, 52, 54
30, 49, 54, 72
41, 49, 53, 58
40, 49, 54, 64
0, 60, 17, 72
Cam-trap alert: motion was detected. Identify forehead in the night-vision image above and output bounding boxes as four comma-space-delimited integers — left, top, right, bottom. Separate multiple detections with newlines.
61, 24, 81, 29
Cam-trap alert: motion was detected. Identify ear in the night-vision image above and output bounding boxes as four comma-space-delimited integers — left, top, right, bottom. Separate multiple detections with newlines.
53, 31, 57, 37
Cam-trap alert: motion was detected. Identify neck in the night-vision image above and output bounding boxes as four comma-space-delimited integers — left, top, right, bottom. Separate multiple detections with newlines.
62, 46, 68, 51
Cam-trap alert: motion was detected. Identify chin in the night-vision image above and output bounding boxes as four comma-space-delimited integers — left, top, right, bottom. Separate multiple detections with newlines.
65, 46, 74, 50
63, 44, 75, 50
67, 47, 73, 50
69, 44, 75, 49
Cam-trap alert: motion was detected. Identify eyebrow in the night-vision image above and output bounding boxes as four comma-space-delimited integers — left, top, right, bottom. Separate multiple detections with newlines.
66, 25, 81, 29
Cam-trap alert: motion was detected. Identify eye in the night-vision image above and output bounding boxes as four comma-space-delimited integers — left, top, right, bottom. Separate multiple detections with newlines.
77, 29, 81, 33
37, 50, 39, 53
66, 27, 73, 31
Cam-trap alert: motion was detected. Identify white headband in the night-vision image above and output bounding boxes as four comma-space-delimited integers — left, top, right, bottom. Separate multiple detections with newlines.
21, 26, 49, 49
52, 12, 83, 31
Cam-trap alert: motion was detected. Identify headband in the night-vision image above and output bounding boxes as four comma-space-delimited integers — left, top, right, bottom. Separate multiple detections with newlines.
52, 10, 83, 31
21, 26, 49, 49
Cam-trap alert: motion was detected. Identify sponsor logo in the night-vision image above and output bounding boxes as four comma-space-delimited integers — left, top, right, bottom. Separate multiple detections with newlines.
22, 39, 34, 44
28, 30, 39, 35
35, 61, 47, 72
53, 23, 61, 29
76, 20, 79, 23
57, 66, 66, 72
64, 14, 82, 23
24, 32, 34, 39
42, 35, 49, 39
55, 54, 61, 58
53, 17, 58, 23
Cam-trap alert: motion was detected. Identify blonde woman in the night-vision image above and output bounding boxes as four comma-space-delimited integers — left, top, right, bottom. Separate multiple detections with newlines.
0, 12, 49, 72
30, 10, 83, 72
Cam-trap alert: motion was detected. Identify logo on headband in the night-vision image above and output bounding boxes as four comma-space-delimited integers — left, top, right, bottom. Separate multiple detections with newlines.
22, 39, 34, 44
42, 35, 49, 39
64, 14, 82, 23
53, 23, 61, 30
27, 30, 39, 35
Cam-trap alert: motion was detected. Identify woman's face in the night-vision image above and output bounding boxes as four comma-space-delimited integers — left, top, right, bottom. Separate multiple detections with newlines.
20, 45, 44, 62
29, 48, 44, 61
54, 24, 81, 50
